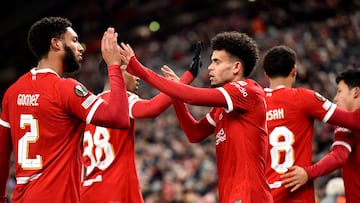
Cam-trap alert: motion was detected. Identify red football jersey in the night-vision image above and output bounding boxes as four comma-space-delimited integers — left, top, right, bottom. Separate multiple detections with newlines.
81, 91, 144, 203
0, 68, 106, 202
264, 86, 337, 203
206, 79, 272, 203
332, 127, 360, 202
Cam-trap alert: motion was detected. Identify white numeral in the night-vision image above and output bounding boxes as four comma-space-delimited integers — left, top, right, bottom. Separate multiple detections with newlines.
269, 126, 294, 173
83, 127, 115, 175
18, 114, 42, 169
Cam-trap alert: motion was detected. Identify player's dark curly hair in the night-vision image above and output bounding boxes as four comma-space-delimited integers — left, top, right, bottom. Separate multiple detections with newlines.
262, 45, 296, 78
336, 69, 360, 89
27, 17, 72, 60
211, 31, 259, 77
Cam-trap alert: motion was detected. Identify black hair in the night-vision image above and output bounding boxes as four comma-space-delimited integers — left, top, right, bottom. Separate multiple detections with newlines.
98, 59, 108, 79
262, 45, 296, 78
27, 16, 72, 60
211, 31, 259, 77
336, 69, 360, 89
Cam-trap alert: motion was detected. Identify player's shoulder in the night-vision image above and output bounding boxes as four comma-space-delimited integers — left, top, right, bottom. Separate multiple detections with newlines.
281, 87, 315, 98
59, 78, 90, 97
3, 71, 33, 97
225, 79, 262, 93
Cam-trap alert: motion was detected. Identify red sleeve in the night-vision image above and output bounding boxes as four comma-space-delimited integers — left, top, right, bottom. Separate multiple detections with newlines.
132, 70, 195, 119
0, 125, 11, 203
172, 99, 215, 143
304, 145, 349, 179
92, 65, 130, 129
329, 107, 360, 131
127, 56, 226, 107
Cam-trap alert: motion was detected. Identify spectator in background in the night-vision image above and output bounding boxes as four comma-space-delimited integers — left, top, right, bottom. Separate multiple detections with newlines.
120, 31, 273, 203
0, 17, 129, 203
320, 177, 345, 203
281, 69, 360, 202
81, 42, 202, 203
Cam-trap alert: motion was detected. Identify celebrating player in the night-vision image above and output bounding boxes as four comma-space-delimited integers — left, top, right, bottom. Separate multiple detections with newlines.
0, 17, 129, 202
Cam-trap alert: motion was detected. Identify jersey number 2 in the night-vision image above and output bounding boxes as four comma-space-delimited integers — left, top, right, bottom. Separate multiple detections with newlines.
18, 114, 42, 169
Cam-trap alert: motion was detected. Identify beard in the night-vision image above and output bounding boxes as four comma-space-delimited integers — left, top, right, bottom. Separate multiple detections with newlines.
63, 45, 81, 73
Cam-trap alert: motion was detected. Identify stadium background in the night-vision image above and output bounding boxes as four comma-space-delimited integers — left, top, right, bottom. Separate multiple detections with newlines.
1, 0, 360, 202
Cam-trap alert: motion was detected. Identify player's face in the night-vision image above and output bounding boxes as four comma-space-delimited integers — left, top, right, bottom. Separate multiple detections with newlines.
208, 50, 240, 87
62, 27, 84, 73
334, 81, 354, 111
123, 70, 139, 92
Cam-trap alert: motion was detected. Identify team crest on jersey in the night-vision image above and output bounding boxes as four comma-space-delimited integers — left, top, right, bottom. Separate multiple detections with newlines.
74, 84, 89, 97
314, 92, 326, 102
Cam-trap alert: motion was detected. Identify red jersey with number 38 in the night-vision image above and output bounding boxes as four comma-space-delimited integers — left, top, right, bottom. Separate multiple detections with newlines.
0, 68, 104, 203
264, 86, 337, 203
81, 91, 144, 203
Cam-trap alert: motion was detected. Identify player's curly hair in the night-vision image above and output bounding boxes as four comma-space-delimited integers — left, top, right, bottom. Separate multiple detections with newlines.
211, 31, 259, 77
27, 16, 72, 60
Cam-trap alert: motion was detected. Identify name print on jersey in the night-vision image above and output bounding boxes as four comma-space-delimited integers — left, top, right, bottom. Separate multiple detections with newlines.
17, 94, 40, 106
267, 108, 285, 121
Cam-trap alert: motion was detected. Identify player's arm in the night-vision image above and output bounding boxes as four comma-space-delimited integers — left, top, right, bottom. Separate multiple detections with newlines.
90, 65, 129, 128
90, 28, 130, 128
281, 143, 349, 192
132, 71, 194, 118
0, 124, 12, 203
329, 107, 360, 131
119, 43, 227, 107
172, 99, 214, 142
132, 42, 203, 118
300, 89, 359, 131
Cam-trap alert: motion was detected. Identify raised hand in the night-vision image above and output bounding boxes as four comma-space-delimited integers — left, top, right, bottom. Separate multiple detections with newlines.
101, 27, 121, 66
161, 65, 180, 82
188, 41, 203, 77
119, 42, 135, 65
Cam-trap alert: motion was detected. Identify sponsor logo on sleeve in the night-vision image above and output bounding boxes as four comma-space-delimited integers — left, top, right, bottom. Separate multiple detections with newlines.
230, 81, 248, 97
74, 84, 89, 97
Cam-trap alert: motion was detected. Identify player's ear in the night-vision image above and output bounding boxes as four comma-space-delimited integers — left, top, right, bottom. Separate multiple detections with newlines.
291, 65, 297, 77
353, 86, 360, 99
50, 38, 62, 50
233, 60, 243, 76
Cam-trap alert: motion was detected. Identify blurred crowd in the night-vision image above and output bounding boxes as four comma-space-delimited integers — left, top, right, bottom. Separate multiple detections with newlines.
4, 0, 360, 202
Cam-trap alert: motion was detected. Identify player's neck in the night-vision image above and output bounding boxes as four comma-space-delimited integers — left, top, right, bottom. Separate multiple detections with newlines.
103, 82, 110, 91
269, 77, 293, 89
36, 58, 64, 76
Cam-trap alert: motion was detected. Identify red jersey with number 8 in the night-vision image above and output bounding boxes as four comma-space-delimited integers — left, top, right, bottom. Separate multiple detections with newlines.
264, 86, 337, 203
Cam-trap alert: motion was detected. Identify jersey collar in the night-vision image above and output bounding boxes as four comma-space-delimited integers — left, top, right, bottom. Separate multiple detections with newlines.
30, 68, 60, 77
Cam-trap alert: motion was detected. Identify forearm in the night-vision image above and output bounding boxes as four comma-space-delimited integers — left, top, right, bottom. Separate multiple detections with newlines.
92, 65, 130, 128
127, 56, 226, 107
329, 107, 360, 131
132, 70, 195, 118
172, 99, 213, 142
305, 145, 349, 179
